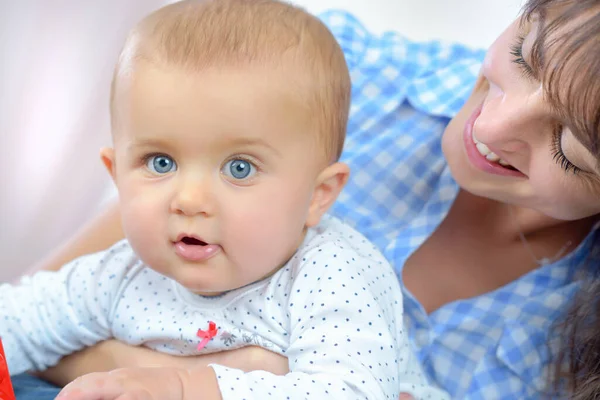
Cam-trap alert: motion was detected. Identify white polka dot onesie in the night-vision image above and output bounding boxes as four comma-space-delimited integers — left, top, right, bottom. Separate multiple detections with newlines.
0, 216, 448, 399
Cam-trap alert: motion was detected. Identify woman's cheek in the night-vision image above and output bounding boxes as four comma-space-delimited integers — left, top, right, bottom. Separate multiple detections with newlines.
530, 175, 598, 220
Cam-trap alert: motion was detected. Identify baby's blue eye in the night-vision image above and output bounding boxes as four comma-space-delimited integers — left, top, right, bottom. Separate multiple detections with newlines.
222, 159, 256, 180
146, 155, 176, 174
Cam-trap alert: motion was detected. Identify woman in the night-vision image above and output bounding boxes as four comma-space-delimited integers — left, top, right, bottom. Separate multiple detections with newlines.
14, 0, 600, 398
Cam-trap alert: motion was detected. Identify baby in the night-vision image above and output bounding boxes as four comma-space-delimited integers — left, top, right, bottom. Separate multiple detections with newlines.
0, 1, 448, 399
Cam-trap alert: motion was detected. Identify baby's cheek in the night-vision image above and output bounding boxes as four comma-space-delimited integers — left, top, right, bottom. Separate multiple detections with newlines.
230, 203, 305, 266
120, 195, 168, 262
121, 184, 165, 226
122, 205, 153, 241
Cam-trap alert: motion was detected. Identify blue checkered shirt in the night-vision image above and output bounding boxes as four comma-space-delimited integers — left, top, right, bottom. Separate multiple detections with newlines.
321, 10, 598, 399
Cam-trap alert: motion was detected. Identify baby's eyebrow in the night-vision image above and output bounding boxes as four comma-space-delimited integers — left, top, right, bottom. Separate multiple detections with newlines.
124, 136, 282, 158
224, 137, 282, 157
125, 138, 172, 152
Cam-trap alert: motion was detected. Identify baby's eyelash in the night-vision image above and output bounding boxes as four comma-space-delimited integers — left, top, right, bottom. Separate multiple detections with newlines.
226, 154, 262, 171
140, 152, 166, 165
509, 35, 535, 80
550, 124, 581, 175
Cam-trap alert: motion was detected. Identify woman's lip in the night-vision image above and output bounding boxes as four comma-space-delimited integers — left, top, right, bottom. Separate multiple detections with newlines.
463, 103, 526, 178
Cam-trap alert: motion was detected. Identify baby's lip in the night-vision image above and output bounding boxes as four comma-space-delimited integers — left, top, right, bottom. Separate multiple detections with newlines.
173, 233, 209, 246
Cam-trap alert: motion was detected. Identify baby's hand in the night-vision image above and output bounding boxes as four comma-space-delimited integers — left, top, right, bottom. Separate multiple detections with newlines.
57, 366, 221, 400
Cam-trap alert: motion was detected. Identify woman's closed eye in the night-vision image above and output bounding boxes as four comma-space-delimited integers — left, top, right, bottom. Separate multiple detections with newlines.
550, 125, 581, 175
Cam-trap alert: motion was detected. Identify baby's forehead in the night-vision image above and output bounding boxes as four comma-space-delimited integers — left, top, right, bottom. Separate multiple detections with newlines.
122, 61, 312, 115
112, 54, 306, 119
116, 64, 316, 143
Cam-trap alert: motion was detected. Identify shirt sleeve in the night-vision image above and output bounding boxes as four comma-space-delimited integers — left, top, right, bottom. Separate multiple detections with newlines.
0, 240, 137, 375
210, 244, 449, 400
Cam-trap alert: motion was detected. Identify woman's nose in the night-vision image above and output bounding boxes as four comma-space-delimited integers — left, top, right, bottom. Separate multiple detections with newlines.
477, 20, 547, 151
474, 84, 546, 153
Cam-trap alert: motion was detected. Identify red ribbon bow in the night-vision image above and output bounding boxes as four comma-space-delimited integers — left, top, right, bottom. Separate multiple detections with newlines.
197, 321, 218, 351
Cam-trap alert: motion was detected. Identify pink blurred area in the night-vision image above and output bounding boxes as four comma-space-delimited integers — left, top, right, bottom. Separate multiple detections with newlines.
0, 1, 168, 282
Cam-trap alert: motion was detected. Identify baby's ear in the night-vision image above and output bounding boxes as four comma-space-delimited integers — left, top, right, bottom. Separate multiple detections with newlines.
305, 162, 350, 227
100, 147, 117, 181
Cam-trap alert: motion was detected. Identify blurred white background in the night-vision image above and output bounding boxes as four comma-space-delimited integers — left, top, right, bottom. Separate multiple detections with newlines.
0, 0, 524, 282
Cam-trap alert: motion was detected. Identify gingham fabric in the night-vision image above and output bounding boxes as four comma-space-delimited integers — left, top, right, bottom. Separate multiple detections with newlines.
321, 10, 599, 399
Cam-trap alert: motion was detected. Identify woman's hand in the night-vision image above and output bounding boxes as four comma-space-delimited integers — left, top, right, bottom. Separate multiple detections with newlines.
57, 366, 222, 400
215, 345, 289, 375
37, 340, 288, 387
36, 200, 124, 272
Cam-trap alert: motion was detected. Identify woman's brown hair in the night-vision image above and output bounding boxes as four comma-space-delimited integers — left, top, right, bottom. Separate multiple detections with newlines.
554, 276, 600, 399
519, 0, 600, 398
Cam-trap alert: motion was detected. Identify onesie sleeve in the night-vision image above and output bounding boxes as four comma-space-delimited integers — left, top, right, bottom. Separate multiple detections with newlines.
0, 240, 138, 375
210, 242, 449, 399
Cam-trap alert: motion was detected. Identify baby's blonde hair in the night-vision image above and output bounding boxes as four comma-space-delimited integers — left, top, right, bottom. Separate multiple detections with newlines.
111, 0, 350, 162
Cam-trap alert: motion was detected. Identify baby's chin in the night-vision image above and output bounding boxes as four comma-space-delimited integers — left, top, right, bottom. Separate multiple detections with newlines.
161, 270, 234, 297
188, 268, 283, 297
172, 270, 246, 297
189, 287, 228, 297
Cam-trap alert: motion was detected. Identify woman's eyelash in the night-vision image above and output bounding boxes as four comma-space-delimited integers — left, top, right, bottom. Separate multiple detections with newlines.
550, 124, 581, 175
509, 35, 535, 79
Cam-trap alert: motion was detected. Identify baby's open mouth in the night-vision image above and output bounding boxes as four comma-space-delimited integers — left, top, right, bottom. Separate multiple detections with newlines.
173, 235, 220, 262
180, 237, 207, 246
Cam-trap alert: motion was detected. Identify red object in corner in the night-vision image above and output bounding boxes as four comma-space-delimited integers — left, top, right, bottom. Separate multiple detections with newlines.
0, 340, 15, 400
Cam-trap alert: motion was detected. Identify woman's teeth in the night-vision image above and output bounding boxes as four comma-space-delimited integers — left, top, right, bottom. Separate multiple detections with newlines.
472, 135, 511, 167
